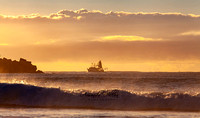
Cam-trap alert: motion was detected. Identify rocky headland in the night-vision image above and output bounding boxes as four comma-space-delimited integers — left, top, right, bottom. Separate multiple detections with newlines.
0, 58, 43, 73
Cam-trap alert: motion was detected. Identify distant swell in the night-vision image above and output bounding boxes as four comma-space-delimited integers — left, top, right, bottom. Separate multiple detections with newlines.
1, 83, 200, 111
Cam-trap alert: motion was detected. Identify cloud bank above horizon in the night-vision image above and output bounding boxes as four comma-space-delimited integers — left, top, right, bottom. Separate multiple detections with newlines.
1, 0, 200, 15
0, 9, 200, 71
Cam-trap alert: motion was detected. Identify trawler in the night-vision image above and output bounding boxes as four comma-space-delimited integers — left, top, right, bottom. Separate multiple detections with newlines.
88, 60, 104, 72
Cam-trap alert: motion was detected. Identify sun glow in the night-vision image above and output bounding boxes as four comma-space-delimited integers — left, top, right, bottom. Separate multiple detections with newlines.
0, 79, 28, 85
0, 43, 8, 46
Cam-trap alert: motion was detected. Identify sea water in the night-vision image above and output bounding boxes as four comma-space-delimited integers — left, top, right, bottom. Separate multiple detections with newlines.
0, 72, 200, 117
1, 108, 200, 118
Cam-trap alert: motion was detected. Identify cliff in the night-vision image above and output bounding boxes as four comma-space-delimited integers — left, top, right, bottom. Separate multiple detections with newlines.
0, 58, 43, 73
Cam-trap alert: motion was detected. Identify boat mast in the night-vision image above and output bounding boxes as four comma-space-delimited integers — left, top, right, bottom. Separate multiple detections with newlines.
98, 60, 103, 68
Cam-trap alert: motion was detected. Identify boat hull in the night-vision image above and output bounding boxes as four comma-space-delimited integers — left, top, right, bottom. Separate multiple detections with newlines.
87, 67, 104, 72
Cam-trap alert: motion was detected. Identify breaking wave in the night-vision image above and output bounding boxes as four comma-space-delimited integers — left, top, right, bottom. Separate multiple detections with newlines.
1, 83, 200, 111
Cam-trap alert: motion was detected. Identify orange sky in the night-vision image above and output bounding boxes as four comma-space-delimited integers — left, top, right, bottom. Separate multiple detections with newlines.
0, 9, 200, 71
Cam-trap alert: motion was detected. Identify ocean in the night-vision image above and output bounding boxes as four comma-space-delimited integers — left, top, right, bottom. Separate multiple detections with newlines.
0, 72, 200, 117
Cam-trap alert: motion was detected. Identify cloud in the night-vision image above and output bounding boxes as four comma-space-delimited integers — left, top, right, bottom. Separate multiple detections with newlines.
1, 38, 200, 63
1, 9, 200, 44
1, 9, 200, 39
1, 9, 200, 22
34, 39, 58, 45
180, 31, 200, 36
95, 35, 161, 42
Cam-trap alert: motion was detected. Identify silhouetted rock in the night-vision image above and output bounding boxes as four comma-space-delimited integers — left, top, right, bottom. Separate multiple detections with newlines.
0, 57, 43, 73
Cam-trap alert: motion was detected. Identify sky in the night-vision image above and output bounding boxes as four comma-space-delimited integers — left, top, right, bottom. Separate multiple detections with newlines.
0, 0, 200, 15
0, 0, 200, 71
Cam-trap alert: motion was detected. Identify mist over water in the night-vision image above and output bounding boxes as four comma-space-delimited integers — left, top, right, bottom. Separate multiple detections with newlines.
1, 72, 200, 94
